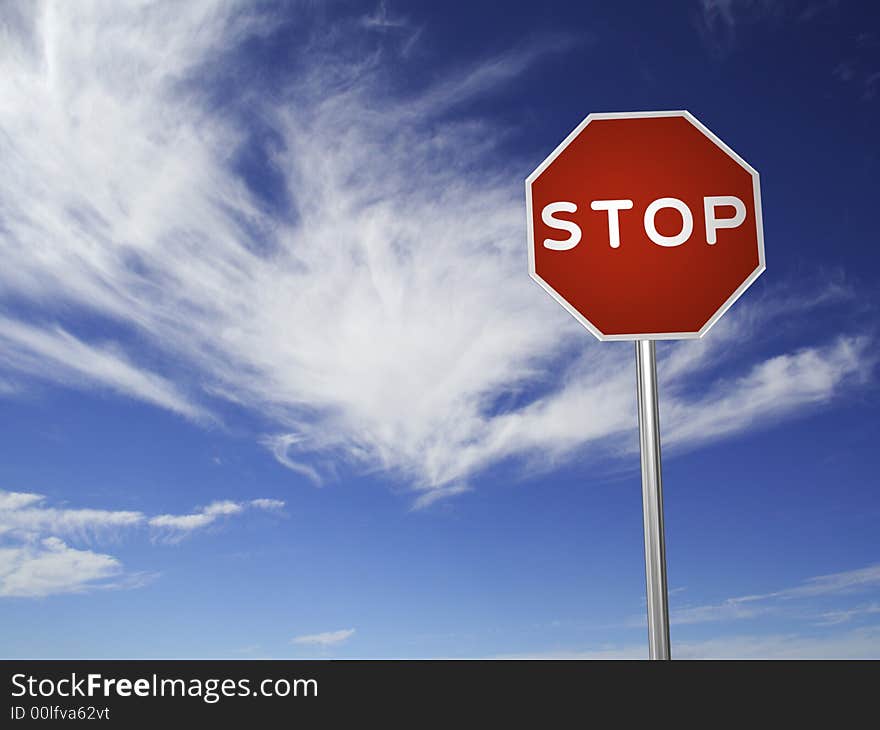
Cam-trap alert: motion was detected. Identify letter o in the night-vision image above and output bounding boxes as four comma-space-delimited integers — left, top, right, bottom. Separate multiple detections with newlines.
644, 198, 693, 247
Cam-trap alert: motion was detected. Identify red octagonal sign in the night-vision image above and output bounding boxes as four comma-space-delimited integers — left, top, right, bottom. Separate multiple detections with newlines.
526, 110, 765, 340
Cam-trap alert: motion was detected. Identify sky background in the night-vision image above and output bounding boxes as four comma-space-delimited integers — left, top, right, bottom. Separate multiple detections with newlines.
0, 0, 878, 659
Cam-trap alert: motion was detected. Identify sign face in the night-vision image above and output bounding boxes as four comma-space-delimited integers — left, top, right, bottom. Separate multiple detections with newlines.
526, 110, 764, 340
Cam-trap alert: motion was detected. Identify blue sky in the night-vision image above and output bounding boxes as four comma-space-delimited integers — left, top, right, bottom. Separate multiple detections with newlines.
0, 0, 878, 658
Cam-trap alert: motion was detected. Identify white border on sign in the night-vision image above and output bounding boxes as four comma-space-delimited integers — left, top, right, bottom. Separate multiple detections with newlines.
524, 110, 766, 341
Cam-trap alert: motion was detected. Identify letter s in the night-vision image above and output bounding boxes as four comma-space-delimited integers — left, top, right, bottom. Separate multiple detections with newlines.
542, 202, 582, 251
11, 674, 26, 697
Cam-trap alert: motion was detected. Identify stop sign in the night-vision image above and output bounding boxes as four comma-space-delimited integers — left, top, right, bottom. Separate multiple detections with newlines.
526, 111, 764, 340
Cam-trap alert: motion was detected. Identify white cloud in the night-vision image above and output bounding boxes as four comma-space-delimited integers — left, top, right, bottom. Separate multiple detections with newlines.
265, 435, 323, 486
0, 491, 144, 541
498, 561, 880, 656
250, 498, 285, 511
148, 498, 286, 540
292, 628, 356, 647
149, 500, 244, 533
0, 3, 872, 507
666, 562, 880, 626
0, 489, 284, 596
0, 318, 208, 422
672, 626, 880, 659
411, 483, 471, 511
816, 603, 880, 626
662, 336, 871, 448
499, 644, 648, 660
361, 1, 409, 30
695, 0, 784, 53
748, 563, 880, 601
671, 599, 768, 625
502, 561, 880, 657
0, 491, 44, 511
0, 537, 122, 598
502, 625, 880, 659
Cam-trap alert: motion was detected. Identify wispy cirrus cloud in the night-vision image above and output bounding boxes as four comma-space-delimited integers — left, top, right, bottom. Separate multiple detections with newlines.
662, 335, 870, 448
0, 489, 285, 596
695, 0, 795, 53
148, 501, 244, 533
501, 562, 880, 658
249, 498, 285, 511
745, 563, 880, 602
0, 492, 143, 542
667, 562, 880, 627
0, 2, 872, 508
0, 317, 209, 422
0, 490, 284, 543
292, 628, 356, 647
816, 602, 880, 626
500, 624, 880, 659
671, 625, 880, 659
149, 498, 284, 542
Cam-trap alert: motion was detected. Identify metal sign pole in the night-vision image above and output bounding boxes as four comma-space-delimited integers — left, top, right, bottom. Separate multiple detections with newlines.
635, 340, 671, 660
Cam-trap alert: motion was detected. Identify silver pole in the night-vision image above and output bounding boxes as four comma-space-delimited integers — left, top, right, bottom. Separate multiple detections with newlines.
635, 339, 671, 660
